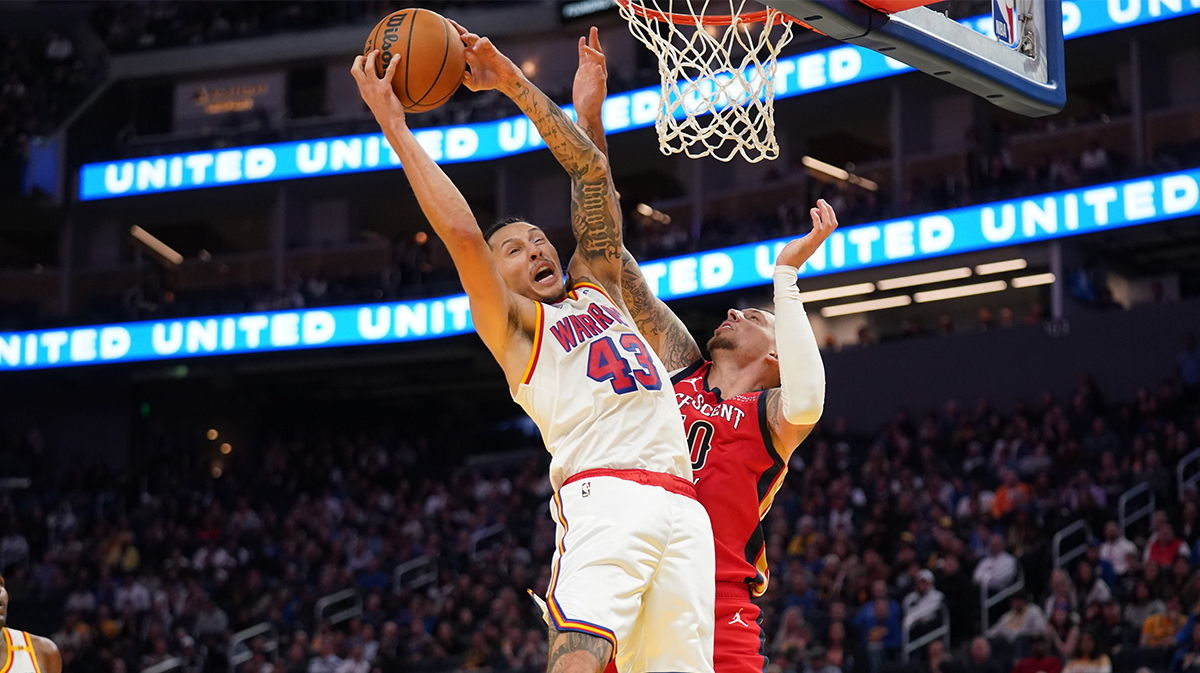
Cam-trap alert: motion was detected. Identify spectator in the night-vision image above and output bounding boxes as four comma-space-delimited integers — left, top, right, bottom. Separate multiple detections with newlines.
1045, 568, 1079, 616
902, 570, 946, 632
1175, 623, 1200, 672
307, 640, 342, 673
988, 592, 1048, 644
804, 646, 842, 673
1063, 632, 1111, 673
1124, 581, 1166, 632
1142, 595, 1187, 649
856, 598, 902, 673
919, 640, 951, 673
1011, 634, 1063, 673
975, 534, 1020, 591
1146, 520, 1190, 567
947, 637, 1003, 673
993, 468, 1033, 519
1076, 561, 1112, 608
1093, 600, 1133, 663
1099, 521, 1139, 577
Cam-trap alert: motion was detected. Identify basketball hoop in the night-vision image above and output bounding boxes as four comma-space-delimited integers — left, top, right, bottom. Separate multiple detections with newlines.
617, 0, 798, 162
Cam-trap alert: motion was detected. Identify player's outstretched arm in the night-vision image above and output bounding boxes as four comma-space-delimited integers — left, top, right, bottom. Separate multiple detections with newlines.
572, 28, 701, 371
764, 200, 838, 460
351, 51, 532, 359
452, 21, 624, 294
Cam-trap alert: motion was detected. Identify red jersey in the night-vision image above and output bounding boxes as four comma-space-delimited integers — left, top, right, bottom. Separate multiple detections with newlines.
673, 361, 787, 597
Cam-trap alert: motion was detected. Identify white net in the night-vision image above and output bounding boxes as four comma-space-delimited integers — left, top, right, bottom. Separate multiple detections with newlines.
618, 0, 796, 163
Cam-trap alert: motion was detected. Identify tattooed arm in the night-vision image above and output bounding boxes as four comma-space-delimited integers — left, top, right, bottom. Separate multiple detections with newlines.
570, 28, 701, 370
453, 22, 624, 292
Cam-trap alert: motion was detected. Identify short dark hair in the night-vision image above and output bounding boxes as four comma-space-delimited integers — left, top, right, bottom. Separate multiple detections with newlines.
483, 216, 531, 244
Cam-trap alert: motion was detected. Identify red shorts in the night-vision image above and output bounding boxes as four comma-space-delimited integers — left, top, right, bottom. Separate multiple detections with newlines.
602, 582, 764, 673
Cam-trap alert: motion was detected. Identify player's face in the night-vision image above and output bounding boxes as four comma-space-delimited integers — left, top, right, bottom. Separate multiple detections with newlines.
707, 308, 776, 360
489, 223, 565, 303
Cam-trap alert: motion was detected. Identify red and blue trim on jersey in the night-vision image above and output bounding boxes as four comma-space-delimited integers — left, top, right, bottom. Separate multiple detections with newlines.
520, 302, 545, 385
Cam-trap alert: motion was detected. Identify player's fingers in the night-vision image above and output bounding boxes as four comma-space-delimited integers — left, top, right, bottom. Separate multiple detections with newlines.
383, 51, 401, 86
590, 26, 603, 54
582, 45, 604, 62
461, 68, 477, 90
364, 50, 381, 79
350, 55, 364, 80
448, 19, 468, 37
810, 207, 820, 225
578, 36, 586, 63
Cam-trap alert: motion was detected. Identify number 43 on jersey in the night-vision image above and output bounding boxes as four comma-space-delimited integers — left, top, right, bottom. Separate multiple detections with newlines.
586, 334, 662, 394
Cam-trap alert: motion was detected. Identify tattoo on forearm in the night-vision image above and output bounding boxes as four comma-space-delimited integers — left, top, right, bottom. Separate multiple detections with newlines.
620, 250, 701, 370
510, 79, 622, 270
511, 80, 598, 181
573, 179, 619, 262
547, 625, 611, 673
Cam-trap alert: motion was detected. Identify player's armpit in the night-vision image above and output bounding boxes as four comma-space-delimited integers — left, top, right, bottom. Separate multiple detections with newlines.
765, 388, 815, 463
618, 249, 702, 371
547, 623, 613, 673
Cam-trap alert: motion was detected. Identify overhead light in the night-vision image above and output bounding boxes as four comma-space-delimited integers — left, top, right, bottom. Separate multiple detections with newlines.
1012, 273, 1056, 288
130, 225, 183, 265
914, 280, 1008, 303
876, 268, 971, 291
634, 202, 671, 224
636, 203, 653, 216
799, 282, 875, 303
206, 429, 218, 440
521, 59, 537, 78
801, 156, 879, 192
975, 258, 1027, 275
220, 442, 232, 455
820, 295, 912, 317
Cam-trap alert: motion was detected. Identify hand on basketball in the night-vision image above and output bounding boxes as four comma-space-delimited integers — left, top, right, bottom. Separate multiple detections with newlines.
351, 49, 406, 128
776, 199, 839, 269
573, 26, 607, 122
448, 20, 521, 93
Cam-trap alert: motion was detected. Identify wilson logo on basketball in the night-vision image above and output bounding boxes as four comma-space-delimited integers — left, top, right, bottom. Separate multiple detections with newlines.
380, 14, 406, 62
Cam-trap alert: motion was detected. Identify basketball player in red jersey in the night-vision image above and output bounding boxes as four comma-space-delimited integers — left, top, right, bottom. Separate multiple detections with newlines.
0, 573, 63, 673
572, 28, 832, 673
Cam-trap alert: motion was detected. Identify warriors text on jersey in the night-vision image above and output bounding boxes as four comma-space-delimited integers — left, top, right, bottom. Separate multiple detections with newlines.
1, 628, 44, 673
673, 360, 787, 597
513, 283, 692, 490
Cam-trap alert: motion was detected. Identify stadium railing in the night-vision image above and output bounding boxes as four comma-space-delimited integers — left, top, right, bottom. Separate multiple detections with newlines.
980, 565, 1024, 634
1118, 482, 1154, 541
228, 622, 279, 673
141, 657, 186, 673
1179, 448, 1200, 497
1051, 520, 1091, 570
392, 554, 438, 593
902, 602, 950, 663
314, 588, 362, 627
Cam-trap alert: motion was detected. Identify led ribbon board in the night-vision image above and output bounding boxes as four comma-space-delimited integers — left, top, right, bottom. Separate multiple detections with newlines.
78, 0, 1200, 200
11, 167, 1200, 371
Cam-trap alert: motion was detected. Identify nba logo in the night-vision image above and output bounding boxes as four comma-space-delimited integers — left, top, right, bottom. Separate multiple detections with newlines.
993, 0, 1018, 49
581, 482, 591, 498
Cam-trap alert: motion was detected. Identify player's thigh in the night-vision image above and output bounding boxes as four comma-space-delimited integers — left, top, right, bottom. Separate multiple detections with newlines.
713, 599, 766, 673
638, 494, 716, 673
550, 477, 669, 654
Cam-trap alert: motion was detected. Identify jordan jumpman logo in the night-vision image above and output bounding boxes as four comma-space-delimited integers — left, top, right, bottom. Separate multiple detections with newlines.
729, 608, 750, 627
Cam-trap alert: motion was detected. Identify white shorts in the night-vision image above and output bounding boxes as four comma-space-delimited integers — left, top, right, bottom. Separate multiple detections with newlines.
545, 469, 715, 673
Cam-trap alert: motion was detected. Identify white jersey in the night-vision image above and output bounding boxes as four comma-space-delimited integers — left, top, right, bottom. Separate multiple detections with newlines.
513, 282, 692, 490
2, 628, 43, 673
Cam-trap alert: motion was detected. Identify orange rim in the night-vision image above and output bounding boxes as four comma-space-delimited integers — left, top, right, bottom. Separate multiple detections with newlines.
616, 0, 793, 26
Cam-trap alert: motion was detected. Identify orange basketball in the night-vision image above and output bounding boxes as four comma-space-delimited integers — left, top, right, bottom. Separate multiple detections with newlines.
364, 8, 466, 113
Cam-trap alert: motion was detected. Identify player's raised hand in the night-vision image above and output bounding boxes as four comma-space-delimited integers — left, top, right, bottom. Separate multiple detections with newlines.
449, 20, 521, 93
777, 199, 839, 269
351, 50, 405, 128
573, 26, 607, 122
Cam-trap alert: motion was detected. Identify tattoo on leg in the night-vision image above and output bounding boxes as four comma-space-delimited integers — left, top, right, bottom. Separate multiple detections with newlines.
546, 625, 612, 673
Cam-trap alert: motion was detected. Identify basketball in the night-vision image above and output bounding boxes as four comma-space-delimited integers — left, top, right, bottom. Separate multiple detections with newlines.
364, 8, 465, 113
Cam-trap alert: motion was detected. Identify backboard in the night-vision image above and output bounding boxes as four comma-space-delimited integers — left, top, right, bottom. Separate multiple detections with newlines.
761, 0, 1066, 116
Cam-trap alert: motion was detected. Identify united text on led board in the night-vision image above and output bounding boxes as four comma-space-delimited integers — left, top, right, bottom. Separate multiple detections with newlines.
12, 168, 1200, 370
77, 0, 1200, 200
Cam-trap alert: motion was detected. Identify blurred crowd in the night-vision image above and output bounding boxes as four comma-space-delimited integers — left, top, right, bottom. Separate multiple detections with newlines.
0, 30, 97, 196
1, 344, 1198, 673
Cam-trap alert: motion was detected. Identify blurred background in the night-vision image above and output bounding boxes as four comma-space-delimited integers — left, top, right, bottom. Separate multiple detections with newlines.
0, 2, 1199, 673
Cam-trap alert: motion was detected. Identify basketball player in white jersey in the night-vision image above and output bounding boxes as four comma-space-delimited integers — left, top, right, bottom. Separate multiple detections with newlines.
0, 573, 62, 673
352, 20, 714, 673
